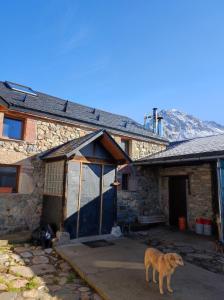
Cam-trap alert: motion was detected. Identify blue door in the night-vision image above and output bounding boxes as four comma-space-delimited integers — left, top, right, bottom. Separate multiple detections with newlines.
101, 165, 116, 234
78, 163, 101, 237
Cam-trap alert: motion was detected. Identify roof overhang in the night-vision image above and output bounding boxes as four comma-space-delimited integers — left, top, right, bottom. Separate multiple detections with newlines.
134, 150, 224, 166
42, 129, 132, 164
0, 96, 9, 108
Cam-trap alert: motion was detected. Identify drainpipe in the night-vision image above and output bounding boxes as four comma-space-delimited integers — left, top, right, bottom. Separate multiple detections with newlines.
216, 159, 224, 243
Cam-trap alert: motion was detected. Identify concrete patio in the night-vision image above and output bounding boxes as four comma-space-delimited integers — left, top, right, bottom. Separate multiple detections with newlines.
55, 229, 224, 300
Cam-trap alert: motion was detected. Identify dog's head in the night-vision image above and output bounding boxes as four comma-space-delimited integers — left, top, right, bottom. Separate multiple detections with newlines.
167, 253, 184, 268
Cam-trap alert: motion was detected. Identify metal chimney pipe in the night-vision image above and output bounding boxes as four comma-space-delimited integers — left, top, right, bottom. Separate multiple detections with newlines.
153, 108, 158, 134
157, 116, 164, 137
144, 114, 147, 128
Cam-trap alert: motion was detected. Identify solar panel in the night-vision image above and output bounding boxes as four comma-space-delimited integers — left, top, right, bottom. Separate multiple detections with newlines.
5, 81, 37, 96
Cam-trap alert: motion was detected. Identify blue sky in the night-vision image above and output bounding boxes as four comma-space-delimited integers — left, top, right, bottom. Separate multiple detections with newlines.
0, 0, 224, 124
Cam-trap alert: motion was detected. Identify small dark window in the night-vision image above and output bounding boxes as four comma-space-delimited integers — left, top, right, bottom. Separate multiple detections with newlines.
122, 174, 129, 190
120, 139, 129, 154
0, 166, 19, 193
3, 117, 24, 140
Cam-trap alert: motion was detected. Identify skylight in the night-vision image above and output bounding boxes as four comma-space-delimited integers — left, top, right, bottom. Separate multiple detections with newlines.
5, 81, 37, 96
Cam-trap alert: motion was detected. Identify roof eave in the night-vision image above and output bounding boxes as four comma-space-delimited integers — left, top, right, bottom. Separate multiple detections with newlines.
6, 105, 168, 144
0, 96, 10, 108
134, 151, 224, 166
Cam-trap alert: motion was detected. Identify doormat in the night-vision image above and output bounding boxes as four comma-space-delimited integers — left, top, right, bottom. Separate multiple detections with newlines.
82, 239, 115, 248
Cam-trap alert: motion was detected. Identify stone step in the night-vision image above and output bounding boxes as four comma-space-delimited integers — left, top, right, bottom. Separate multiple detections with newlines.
0, 231, 32, 246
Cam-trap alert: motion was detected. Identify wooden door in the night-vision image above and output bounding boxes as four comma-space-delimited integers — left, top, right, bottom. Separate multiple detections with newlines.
101, 165, 116, 234
78, 163, 101, 237
169, 176, 187, 227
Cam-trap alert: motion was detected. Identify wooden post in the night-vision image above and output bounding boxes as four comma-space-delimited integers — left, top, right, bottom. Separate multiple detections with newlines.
99, 164, 104, 235
76, 162, 83, 238
61, 159, 68, 231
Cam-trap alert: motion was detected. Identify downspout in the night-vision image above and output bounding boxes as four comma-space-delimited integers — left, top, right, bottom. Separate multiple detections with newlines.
216, 159, 224, 243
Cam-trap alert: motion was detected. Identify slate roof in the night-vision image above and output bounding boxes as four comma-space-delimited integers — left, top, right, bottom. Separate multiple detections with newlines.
41, 129, 131, 163
136, 134, 224, 164
0, 81, 167, 142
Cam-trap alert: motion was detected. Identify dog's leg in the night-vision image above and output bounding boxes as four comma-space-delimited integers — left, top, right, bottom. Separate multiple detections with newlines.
153, 268, 157, 283
159, 273, 164, 295
167, 274, 173, 293
145, 263, 150, 282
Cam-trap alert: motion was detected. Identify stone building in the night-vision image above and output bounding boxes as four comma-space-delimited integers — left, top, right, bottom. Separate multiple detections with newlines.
0, 81, 167, 235
1, 81, 223, 241
135, 135, 224, 240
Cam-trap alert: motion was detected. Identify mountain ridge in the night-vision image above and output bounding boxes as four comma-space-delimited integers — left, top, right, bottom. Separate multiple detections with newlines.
159, 109, 224, 141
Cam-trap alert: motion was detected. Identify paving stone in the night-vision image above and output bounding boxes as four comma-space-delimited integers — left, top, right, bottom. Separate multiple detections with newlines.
187, 253, 212, 260
59, 276, 67, 285
32, 255, 49, 264
178, 246, 195, 253
9, 266, 34, 278
64, 283, 78, 290
58, 272, 69, 277
32, 249, 45, 256
31, 264, 56, 275
59, 262, 71, 271
0, 264, 8, 273
10, 254, 21, 262
20, 252, 33, 258
14, 247, 27, 254
0, 292, 18, 300
23, 289, 39, 298
0, 273, 18, 283
80, 293, 91, 300
0, 253, 9, 262
44, 248, 53, 254
0, 283, 8, 291
79, 286, 91, 292
48, 284, 61, 292
11, 278, 29, 289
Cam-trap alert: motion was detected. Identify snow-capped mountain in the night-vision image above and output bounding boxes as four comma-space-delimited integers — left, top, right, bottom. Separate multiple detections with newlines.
159, 109, 224, 141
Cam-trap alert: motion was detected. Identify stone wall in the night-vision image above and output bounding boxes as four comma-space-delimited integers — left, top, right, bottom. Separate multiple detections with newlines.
0, 114, 166, 234
0, 157, 44, 234
131, 140, 166, 160
0, 119, 89, 234
159, 164, 214, 230
117, 165, 162, 221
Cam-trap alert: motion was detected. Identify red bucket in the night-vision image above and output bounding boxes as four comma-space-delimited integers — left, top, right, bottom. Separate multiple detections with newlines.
179, 217, 186, 231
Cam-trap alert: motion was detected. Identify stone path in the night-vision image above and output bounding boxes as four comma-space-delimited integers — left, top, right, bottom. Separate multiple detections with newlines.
0, 244, 103, 300
131, 228, 224, 275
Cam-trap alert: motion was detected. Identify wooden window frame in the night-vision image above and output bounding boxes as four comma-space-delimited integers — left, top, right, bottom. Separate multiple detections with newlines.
2, 115, 25, 141
0, 164, 20, 193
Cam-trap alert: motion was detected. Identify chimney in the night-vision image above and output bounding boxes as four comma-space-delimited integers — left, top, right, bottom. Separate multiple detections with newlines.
144, 114, 147, 128
157, 116, 164, 137
153, 108, 158, 134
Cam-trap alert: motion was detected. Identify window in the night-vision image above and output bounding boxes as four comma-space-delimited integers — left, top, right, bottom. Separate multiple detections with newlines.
5, 81, 37, 96
3, 116, 24, 140
44, 161, 64, 196
120, 139, 129, 154
0, 166, 19, 193
122, 174, 129, 190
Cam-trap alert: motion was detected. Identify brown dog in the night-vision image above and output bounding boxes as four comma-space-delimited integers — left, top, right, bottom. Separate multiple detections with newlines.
144, 248, 184, 295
